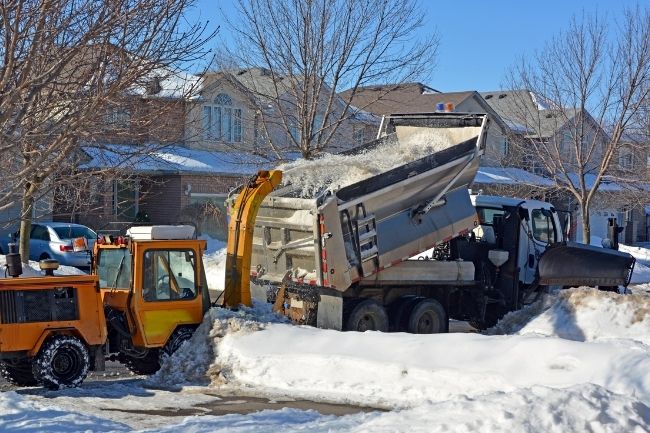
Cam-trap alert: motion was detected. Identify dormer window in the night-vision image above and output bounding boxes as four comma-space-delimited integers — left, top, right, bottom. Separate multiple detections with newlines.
203, 93, 242, 143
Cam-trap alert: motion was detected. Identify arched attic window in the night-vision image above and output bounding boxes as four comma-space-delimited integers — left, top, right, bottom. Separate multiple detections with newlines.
203, 93, 242, 143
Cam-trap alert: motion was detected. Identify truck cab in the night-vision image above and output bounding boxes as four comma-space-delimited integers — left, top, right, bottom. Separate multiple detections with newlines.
471, 194, 564, 287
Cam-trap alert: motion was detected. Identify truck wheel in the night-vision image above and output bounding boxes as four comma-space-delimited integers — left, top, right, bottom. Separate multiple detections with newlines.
121, 350, 161, 375
0, 360, 38, 386
407, 298, 448, 334
32, 335, 89, 390
160, 327, 195, 361
345, 299, 389, 332
389, 295, 420, 332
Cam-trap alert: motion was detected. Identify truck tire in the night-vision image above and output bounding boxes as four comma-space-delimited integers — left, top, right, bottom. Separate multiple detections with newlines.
388, 295, 420, 332
32, 335, 90, 390
345, 299, 389, 332
160, 327, 195, 362
0, 360, 38, 386
121, 350, 161, 375
407, 298, 448, 334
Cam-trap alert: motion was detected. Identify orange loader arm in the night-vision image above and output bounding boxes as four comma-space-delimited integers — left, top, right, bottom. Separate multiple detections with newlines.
223, 170, 282, 307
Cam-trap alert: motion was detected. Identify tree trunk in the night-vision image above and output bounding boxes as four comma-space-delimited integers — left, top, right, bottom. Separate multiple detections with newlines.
19, 183, 35, 264
580, 201, 591, 246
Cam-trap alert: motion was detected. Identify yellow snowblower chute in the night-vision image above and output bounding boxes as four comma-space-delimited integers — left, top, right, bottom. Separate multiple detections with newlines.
223, 170, 283, 307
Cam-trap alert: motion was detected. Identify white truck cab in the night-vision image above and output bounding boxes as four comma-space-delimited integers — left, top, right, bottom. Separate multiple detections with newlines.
471, 194, 564, 286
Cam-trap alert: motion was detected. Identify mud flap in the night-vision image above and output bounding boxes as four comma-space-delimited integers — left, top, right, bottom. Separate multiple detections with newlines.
538, 242, 635, 287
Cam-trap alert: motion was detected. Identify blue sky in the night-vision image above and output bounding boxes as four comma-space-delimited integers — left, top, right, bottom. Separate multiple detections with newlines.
188, 0, 641, 92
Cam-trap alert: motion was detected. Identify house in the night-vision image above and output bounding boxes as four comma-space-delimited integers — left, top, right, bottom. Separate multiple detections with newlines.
186, 68, 378, 156
480, 90, 648, 243
53, 68, 379, 241
52, 70, 253, 240
339, 83, 511, 165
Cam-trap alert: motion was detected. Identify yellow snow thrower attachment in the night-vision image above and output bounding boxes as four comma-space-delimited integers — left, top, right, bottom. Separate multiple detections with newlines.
223, 170, 282, 308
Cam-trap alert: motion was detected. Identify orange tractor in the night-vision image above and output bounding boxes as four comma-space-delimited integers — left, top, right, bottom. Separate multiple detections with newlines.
0, 171, 282, 390
0, 225, 210, 389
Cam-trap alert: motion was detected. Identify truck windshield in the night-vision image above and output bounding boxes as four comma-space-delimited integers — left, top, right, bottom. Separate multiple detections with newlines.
97, 248, 132, 289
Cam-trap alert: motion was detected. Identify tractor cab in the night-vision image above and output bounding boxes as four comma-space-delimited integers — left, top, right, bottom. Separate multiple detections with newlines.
93, 225, 210, 371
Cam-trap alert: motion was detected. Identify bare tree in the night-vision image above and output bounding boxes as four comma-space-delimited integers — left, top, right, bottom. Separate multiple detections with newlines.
219, 0, 438, 159
0, 0, 213, 262
506, 7, 650, 244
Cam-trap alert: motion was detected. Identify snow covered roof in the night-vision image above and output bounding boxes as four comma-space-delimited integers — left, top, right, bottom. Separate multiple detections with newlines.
80, 144, 278, 176
128, 69, 201, 100
559, 173, 625, 192
474, 166, 555, 187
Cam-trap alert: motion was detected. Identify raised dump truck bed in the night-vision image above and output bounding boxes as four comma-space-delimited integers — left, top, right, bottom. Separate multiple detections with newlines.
249, 113, 487, 296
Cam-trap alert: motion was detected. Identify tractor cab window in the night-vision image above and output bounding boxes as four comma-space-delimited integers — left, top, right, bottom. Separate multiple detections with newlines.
531, 209, 557, 244
142, 249, 197, 302
97, 248, 132, 289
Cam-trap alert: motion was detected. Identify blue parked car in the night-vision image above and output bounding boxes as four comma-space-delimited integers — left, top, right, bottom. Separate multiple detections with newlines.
2, 222, 97, 269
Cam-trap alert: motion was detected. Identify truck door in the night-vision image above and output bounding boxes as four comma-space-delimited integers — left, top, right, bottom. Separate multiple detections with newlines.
523, 208, 558, 284
133, 247, 204, 347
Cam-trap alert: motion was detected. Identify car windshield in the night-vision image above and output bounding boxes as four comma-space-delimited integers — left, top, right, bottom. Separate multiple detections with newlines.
53, 226, 97, 241
97, 248, 132, 289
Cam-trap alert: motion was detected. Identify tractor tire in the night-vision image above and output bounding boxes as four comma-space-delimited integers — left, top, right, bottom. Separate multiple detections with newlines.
32, 335, 90, 390
407, 298, 448, 334
121, 350, 161, 375
344, 299, 389, 332
0, 360, 38, 386
160, 327, 195, 362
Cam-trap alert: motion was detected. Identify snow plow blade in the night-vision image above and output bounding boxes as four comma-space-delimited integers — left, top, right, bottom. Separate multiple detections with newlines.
538, 242, 635, 287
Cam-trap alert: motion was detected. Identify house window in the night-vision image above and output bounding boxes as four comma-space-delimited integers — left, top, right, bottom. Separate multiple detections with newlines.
353, 126, 365, 146
113, 180, 139, 219
501, 136, 509, 157
105, 108, 131, 127
619, 150, 634, 169
203, 93, 242, 143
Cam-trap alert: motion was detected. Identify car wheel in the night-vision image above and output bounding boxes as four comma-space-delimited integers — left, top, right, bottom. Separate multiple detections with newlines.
32, 335, 90, 390
39, 253, 50, 261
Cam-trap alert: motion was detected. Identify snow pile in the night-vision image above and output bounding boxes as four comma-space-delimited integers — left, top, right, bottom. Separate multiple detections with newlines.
199, 234, 227, 291
0, 255, 86, 278
278, 130, 453, 198
207, 322, 650, 408
513, 288, 650, 345
150, 301, 286, 387
203, 249, 227, 291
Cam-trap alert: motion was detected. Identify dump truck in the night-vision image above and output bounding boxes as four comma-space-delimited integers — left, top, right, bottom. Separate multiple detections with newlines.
0, 225, 209, 389
224, 112, 635, 332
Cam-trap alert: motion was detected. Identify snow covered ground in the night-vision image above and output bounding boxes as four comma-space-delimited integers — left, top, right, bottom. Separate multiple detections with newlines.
3, 239, 650, 432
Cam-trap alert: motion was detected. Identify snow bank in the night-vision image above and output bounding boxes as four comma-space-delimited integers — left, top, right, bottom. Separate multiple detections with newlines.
0, 255, 86, 278
150, 301, 286, 388
210, 323, 650, 408
513, 288, 650, 345
155, 296, 650, 410
278, 130, 452, 198
203, 248, 227, 291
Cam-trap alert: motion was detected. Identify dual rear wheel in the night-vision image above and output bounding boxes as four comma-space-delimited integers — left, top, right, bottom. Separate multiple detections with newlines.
344, 296, 447, 334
